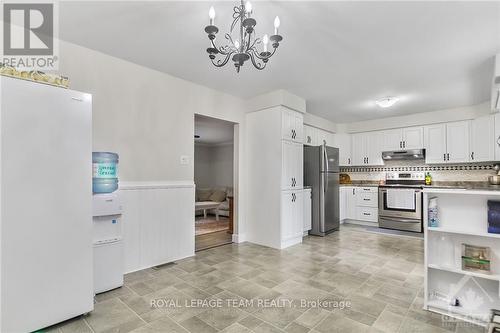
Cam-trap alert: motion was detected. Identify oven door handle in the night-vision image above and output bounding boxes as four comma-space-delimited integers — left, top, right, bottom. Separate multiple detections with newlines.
379, 216, 421, 224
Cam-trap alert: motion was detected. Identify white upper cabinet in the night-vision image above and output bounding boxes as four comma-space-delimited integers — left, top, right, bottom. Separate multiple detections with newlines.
381, 127, 423, 151
470, 115, 494, 162
367, 131, 383, 165
282, 110, 303, 143
495, 113, 500, 160
303, 125, 335, 147
446, 120, 470, 163
402, 126, 424, 149
322, 131, 336, 147
351, 133, 366, 166
382, 129, 403, 151
424, 121, 470, 164
303, 125, 316, 146
424, 124, 447, 164
351, 132, 383, 166
336, 133, 352, 166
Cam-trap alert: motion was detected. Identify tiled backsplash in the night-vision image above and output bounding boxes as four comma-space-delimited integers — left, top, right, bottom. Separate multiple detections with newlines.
340, 160, 497, 182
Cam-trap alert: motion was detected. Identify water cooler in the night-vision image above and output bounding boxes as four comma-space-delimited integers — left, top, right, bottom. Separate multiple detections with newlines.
92, 152, 123, 294
93, 193, 123, 293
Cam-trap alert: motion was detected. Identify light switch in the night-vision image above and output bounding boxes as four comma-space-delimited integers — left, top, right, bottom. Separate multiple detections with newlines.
180, 155, 190, 165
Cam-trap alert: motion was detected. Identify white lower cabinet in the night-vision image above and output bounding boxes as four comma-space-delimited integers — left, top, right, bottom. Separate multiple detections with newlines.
340, 186, 378, 224
356, 207, 378, 222
281, 190, 304, 247
303, 188, 312, 233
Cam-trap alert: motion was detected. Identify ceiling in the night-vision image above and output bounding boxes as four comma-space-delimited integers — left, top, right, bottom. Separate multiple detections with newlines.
195, 115, 234, 145
60, 1, 500, 122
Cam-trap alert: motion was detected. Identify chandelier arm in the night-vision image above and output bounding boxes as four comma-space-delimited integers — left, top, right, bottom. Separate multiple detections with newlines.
249, 50, 266, 70
230, 13, 240, 32
210, 39, 232, 56
211, 52, 234, 67
247, 36, 260, 53
251, 46, 277, 60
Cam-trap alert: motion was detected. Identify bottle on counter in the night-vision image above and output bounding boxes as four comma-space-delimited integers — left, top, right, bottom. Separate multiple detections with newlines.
428, 197, 439, 227
425, 172, 432, 186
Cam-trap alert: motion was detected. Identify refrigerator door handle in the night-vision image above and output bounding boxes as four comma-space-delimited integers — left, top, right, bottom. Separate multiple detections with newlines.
323, 146, 329, 174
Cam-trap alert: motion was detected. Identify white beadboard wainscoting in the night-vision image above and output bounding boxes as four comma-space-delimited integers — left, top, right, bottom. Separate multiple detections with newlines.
119, 181, 195, 274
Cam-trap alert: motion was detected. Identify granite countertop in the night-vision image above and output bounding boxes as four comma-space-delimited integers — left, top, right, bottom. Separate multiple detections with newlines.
339, 181, 380, 187
339, 181, 500, 191
423, 181, 500, 191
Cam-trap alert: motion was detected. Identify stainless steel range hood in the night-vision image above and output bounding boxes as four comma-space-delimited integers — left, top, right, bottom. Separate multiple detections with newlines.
382, 149, 425, 160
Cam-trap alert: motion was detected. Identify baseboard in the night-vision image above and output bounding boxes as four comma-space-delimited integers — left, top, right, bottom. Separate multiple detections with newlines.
280, 236, 302, 249
232, 233, 246, 243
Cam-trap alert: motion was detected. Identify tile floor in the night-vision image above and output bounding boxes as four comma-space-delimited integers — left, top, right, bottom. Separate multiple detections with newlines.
45, 226, 485, 333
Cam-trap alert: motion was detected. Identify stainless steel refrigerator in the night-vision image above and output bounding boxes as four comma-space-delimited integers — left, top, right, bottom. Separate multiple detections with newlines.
304, 145, 340, 236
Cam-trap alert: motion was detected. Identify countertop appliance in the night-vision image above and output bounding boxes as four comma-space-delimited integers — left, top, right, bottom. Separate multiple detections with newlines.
0, 76, 93, 332
93, 193, 124, 294
379, 172, 425, 232
304, 145, 340, 236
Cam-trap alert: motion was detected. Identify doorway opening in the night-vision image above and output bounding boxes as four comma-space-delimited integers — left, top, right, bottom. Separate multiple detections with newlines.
194, 115, 235, 251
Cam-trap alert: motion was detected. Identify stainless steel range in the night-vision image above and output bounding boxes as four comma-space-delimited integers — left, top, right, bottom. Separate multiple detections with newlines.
378, 172, 424, 233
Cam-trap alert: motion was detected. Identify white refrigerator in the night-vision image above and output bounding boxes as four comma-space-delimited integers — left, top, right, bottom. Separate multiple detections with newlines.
0, 76, 94, 332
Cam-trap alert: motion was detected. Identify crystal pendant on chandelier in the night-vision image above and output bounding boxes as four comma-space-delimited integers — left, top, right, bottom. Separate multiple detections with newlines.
204, 1, 283, 72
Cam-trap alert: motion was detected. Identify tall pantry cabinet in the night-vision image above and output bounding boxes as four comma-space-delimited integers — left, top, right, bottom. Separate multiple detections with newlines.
246, 106, 305, 249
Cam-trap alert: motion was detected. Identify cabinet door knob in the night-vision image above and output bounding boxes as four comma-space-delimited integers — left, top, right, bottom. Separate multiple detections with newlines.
443, 153, 446, 161
471, 152, 474, 160
447, 153, 450, 161
400, 141, 402, 148
348, 158, 351, 165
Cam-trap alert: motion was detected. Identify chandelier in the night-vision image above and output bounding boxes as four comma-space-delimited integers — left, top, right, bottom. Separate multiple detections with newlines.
204, 1, 283, 72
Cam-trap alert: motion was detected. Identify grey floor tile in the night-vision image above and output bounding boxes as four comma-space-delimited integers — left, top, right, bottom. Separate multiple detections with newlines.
315, 312, 371, 333
399, 317, 450, 333
295, 308, 330, 328
130, 317, 188, 333
238, 314, 263, 329
220, 323, 252, 333
372, 309, 404, 333
85, 298, 145, 333
196, 307, 248, 330
179, 316, 218, 333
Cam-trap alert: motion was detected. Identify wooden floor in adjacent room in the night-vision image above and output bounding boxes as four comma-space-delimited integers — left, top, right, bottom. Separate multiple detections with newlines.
195, 215, 232, 251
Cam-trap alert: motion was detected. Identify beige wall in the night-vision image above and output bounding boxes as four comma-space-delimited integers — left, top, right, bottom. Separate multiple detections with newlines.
194, 143, 234, 188
340, 102, 490, 133
58, 41, 244, 182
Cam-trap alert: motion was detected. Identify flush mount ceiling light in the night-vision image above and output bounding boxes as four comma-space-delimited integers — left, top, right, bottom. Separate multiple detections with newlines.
204, 1, 283, 72
375, 97, 400, 108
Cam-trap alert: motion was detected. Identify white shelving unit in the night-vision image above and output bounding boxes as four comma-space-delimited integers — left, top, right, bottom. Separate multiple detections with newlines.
423, 188, 500, 326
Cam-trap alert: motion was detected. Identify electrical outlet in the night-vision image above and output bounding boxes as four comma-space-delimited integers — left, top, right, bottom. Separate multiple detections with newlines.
180, 155, 190, 165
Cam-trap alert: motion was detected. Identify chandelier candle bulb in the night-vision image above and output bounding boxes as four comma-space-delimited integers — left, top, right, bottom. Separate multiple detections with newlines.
274, 16, 280, 35
245, 1, 252, 14
209, 6, 215, 25
263, 34, 269, 52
